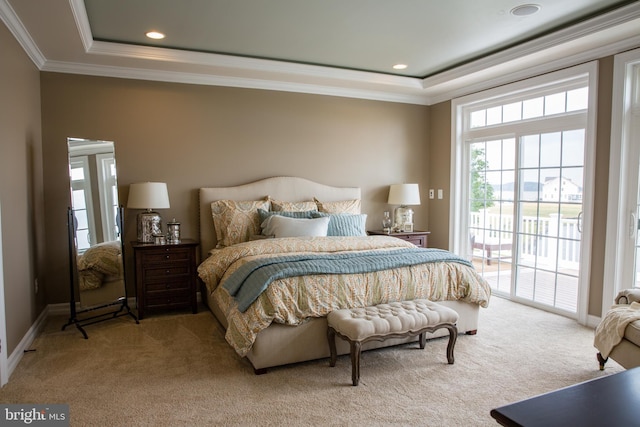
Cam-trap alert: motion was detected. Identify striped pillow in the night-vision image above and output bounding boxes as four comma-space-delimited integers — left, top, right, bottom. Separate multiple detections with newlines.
311, 212, 367, 236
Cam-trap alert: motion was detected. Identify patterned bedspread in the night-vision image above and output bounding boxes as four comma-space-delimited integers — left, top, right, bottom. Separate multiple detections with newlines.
197, 236, 491, 356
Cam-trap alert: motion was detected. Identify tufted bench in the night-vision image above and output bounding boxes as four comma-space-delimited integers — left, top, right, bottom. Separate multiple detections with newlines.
327, 299, 458, 386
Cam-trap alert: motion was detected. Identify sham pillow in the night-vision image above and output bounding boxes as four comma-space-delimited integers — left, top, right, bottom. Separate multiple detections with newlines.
257, 208, 316, 228
270, 199, 318, 212
311, 212, 367, 236
211, 198, 270, 248
261, 215, 330, 238
313, 197, 361, 214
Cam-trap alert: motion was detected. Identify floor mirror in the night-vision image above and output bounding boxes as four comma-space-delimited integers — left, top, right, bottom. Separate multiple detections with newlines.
62, 138, 138, 338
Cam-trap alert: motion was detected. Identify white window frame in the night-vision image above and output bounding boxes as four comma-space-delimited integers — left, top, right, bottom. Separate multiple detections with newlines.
450, 62, 599, 324
603, 47, 640, 318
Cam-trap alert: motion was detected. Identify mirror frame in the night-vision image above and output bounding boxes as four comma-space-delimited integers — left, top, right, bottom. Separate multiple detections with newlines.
62, 138, 138, 338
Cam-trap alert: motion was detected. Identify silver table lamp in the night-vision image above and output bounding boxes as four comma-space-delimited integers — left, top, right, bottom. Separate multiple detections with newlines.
388, 183, 421, 232
127, 182, 170, 243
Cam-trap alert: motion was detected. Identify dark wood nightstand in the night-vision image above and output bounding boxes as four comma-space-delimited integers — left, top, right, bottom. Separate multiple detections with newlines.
367, 230, 430, 248
131, 239, 199, 319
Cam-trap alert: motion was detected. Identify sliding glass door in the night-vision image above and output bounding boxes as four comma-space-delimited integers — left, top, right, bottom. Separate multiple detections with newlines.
453, 63, 597, 319
605, 50, 640, 311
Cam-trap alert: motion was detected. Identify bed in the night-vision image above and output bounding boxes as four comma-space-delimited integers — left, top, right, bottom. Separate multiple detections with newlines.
197, 176, 491, 373
77, 241, 126, 307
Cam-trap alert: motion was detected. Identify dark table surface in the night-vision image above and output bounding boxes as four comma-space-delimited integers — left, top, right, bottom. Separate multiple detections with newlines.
490, 367, 640, 427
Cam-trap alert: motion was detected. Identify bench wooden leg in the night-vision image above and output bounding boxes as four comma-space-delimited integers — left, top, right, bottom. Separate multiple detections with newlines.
351, 340, 362, 386
328, 320, 458, 386
417, 324, 457, 364
446, 324, 457, 364
327, 326, 337, 367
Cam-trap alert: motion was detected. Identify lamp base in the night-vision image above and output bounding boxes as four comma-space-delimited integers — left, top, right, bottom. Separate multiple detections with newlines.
393, 206, 414, 232
137, 210, 163, 243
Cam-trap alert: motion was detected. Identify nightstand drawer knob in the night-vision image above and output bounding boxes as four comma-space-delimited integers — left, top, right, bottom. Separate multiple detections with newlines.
165, 255, 170, 259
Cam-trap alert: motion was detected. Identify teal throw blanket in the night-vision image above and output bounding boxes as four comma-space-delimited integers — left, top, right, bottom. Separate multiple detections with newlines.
223, 248, 472, 312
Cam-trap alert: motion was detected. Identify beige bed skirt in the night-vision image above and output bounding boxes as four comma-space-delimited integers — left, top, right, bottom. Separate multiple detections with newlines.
206, 289, 479, 371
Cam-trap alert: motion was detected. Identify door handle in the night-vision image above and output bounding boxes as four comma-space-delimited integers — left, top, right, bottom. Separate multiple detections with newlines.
577, 211, 582, 233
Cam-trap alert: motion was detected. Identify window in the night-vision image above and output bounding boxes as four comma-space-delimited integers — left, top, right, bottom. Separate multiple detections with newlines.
451, 63, 598, 323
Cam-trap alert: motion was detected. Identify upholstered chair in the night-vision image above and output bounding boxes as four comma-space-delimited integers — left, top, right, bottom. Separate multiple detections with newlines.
595, 289, 640, 370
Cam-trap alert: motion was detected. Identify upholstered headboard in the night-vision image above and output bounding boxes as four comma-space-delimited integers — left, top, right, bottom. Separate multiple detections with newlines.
199, 176, 361, 257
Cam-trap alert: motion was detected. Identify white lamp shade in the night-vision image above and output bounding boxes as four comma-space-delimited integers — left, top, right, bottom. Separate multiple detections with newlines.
388, 183, 421, 205
127, 182, 170, 209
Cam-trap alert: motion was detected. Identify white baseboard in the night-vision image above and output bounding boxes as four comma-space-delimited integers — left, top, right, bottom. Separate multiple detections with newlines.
6, 305, 49, 382
5, 292, 201, 385
47, 302, 70, 316
586, 314, 602, 329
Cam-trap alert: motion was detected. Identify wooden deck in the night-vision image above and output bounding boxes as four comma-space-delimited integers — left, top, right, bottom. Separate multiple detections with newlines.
473, 257, 578, 313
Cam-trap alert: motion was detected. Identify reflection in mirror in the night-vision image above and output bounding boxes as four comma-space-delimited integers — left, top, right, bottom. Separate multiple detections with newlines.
63, 138, 138, 338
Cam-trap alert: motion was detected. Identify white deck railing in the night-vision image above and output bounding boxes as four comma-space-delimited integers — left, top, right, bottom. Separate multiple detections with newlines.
470, 211, 580, 269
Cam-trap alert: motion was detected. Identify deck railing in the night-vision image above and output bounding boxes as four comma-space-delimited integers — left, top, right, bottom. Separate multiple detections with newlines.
469, 211, 580, 269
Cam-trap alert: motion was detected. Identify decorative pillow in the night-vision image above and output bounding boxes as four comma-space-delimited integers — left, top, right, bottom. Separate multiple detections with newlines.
313, 198, 361, 214
311, 212, 367, 236
257, 208, 316, 229
270, 199, 318, 212
77, 241, 122, 276
261, 215, 330, 238
78, 269, 104, 291
211, 199, 270, 248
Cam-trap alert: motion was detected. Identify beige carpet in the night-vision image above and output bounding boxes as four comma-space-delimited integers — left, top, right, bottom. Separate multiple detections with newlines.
0, 297, 622, 426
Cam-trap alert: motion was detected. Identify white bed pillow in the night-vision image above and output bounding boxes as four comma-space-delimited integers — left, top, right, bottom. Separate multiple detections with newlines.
261, 215, 330, 238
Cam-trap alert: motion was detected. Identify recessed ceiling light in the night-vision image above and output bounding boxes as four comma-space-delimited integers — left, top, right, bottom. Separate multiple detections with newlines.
510, 4, 541, 16
146, 31, 165, 40
393, 64, 408, 70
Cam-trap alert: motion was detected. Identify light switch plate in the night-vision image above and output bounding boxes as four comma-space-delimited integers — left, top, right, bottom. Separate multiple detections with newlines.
438, 189, 443, 199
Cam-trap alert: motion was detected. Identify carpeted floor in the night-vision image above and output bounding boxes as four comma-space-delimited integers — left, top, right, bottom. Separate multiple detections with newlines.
0, 297, 622, 426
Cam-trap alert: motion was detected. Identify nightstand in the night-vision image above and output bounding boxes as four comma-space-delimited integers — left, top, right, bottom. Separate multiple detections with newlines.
367, 230, 430, 248
131, 239, 199, 319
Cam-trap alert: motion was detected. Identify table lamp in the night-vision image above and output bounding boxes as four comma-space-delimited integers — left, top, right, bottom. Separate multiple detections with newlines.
388, 183, 420, 232
127, 182, 170, 243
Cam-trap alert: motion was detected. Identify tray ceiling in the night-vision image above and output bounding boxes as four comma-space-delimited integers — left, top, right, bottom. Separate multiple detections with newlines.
3, 0, 640, 104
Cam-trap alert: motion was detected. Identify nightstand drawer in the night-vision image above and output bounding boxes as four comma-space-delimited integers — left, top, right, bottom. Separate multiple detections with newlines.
143, 265, 191, 281
145, 293, 192, 309
140, 248, 192, 264
145, 279, 191, 293
396, 234, 426, 247
132, 240, 199, 319
367, 230, 430, 248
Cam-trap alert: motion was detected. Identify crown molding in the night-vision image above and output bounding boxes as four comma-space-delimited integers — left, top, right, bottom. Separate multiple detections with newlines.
6, 0, 640, 106
87, 41, 424, 91
69, 0, 92, 51
41, 59, 431, 105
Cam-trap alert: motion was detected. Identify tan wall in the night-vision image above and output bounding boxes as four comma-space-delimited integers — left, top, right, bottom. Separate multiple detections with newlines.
589, 56, 614, 316
427, 101, 452, 250
0, 22, 46, 353
40, 73, 431, 303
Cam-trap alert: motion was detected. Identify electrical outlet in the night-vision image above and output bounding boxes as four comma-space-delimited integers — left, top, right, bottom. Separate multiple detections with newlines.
429, 189, 435, 199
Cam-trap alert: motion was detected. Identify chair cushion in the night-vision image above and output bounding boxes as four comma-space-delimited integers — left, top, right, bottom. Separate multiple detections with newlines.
625, 320, 640, 347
